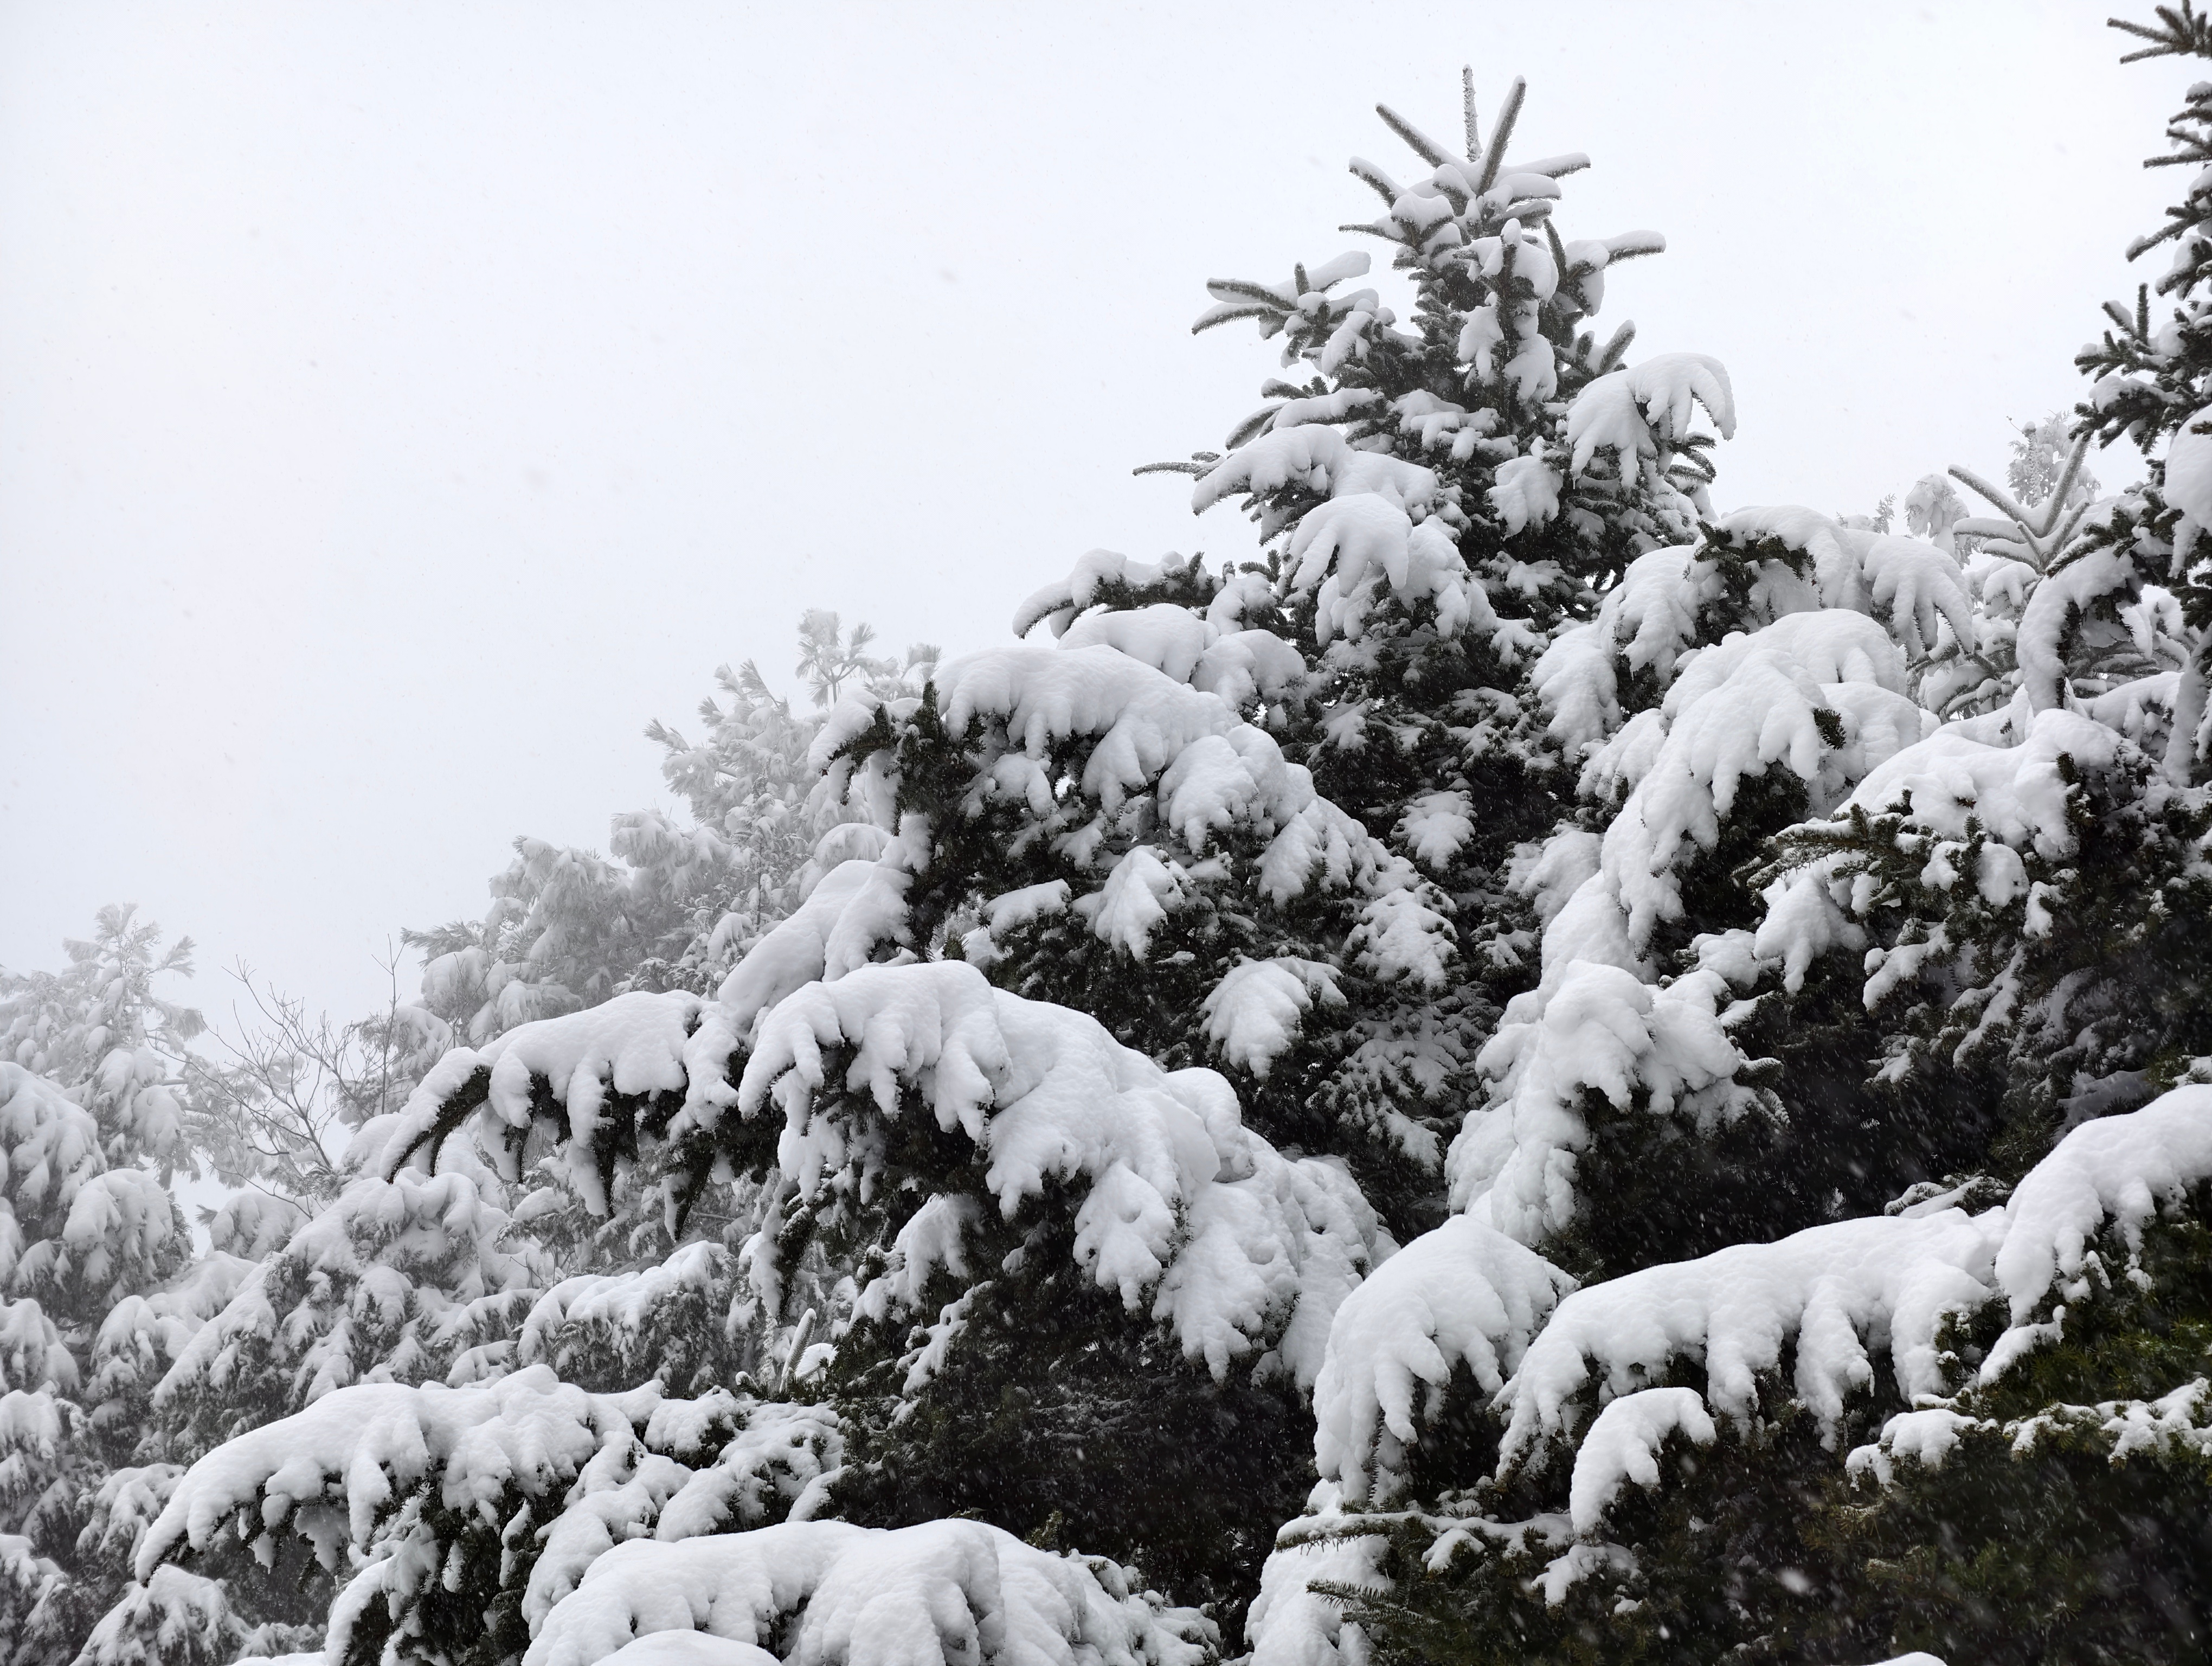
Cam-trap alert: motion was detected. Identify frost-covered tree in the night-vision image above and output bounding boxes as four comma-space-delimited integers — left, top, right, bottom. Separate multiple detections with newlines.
1244, 20, 2212, 1665
2007, 409, 2105, 511
1, 905, 197, 1174
0, 913, 307, 1663
89, 28, 2212, 1666
811, 78, 1742, 1226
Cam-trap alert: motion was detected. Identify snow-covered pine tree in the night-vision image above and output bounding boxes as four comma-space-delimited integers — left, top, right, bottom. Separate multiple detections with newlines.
111, 71, 1783, 1666
1134, 76, 1731, 1209
0, 912, 309, 1663
1248, 17, 2212, 1663
833, 76, 1741, 1232
1, 906, 197, 1174
89, 28, 2212, 1666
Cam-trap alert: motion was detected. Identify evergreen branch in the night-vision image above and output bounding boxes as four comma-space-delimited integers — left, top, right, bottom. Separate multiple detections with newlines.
1133, 460, 1209, 476
1204, 277, 1294, 307
2111, 4, 2212, 61
1475, 76, 1527, 193
1948, 431, 2095, 570
2127, 220, 2189, 260
1348, 156, 1402, 206
1376, 103, 1454, 169
1192, 300, 1281, 335
1462, 66, 1481, 164
1338, 220, 1411, 245
1512, 151, 1593, 180
1224, 404, 1282, 450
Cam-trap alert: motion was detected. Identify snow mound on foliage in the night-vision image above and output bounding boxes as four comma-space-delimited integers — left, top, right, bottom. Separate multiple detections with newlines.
141, 1367, 655, 1576
1535, 546, 1712, 752
1471, 1084, 2212, 1496
1754, 706, 2131, 997
1713, 507, 1975, 658
1055, 603, 1304, 709
482, 990, 701, 1139
1011, 549, 1208, 640
742, 962, 1385, 1386
1313, 1214, 1573, 1503
815, 644, 1236, 813
524, 1518, 1214, 1666
1499, 1208, 2002, 1464
1200, 958, 1345, 1079
136, 1366, 841, 1663
1449, 958, 1760, 1238
1842, 1091, 2212, 1483
1565, 353, 1735, 475
1991, 1082, 2212, 1347
1840, 706, 2122, 853
1245, 1486, 1391, 1666
713, 860, 914, 1033
1566, 1386, 1716, 1533
396, 990, 710, 1211
1192, 423, 1441, 518
1284, 491, 1496, 645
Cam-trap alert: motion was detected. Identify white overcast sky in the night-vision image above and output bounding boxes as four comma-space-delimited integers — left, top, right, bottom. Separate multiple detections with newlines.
0, 1, 2192, 1024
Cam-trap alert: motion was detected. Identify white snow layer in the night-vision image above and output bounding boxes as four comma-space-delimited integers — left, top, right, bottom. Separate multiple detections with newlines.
139, 1366, 841, 1662
1755, 706, 2129, 995
1312, 1214, 1573, 1504
1565, 353, 1735, 476
1448, 1085, 2212, 1489
1245, 1485, 1391, 1666
1497, 1209, 2001, 1465
1565, 1386, 1716, 1534
1199, 959, 1345, 1079
1055, 603, 1305, 710
1538, 515, 1971, 761
524, 1518, 1213, 1666
741, 961, 1386, 1387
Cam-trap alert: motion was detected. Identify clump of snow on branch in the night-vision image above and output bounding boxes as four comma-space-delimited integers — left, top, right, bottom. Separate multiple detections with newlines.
1413, 1085, 2212, 1512
1565, 1386, 1716, 1534
1565, 353, 1735, 475
741, 962, 1385, 1387
1311, 1214, 1572, 1503
133, 1366, 839, 1664
523, 1517, 1214, 1666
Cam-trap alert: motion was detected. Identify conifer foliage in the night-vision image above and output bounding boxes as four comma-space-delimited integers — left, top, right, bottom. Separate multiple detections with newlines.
30, 18, 2212, 1666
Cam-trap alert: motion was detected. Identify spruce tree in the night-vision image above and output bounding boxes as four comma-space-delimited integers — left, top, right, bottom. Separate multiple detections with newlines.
78, 26, 2212, 1666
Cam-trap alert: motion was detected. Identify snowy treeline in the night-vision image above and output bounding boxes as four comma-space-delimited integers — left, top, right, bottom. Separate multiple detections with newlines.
11, 14, 2212, 1665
